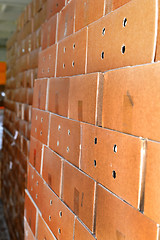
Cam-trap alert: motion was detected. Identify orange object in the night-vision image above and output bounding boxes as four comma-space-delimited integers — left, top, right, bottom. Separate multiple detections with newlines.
0, 62, 6, 72
33, 79, 48, 110
47, 0, 65, 20
29, 137, 43, 173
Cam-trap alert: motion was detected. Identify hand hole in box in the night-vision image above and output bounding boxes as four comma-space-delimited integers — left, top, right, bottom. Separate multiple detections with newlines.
48, 68, 50, 73
67, 146, 70, 153
36, 194, 38, 199
58, 228, 61, 234
94, 137, 97, 144
35, 128, 37, 133
94, 160, 97, 167
64, 47, 66, 53
72, 61, 75, 67
102, 27, 105, 36
41, 117, 43, 123
121, 45, 126, 54
112, 170, 116, 179
40, 131, 42, 135
123, 18, 127, 27
63, 63, 65, 68
101, 51, 104, 59
57, 140, 59, 146
50, 200, 53, 205
58, 125, 61, 131
36, 181, 39, 186
59, 211, 62, 217
73, 43, 76, 49
49, 216, 51, 221
113, 144, 117, 153
68, 129, 71, 135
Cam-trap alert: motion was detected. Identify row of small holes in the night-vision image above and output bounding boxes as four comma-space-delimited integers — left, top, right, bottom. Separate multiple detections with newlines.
35, 116, 43, 122
43, 55, 51, 62
63, 61, 75, 68
64, 43, 76, 53
58, 126, 71, 136
101, 45, 125, 60
94, 138, 117, 154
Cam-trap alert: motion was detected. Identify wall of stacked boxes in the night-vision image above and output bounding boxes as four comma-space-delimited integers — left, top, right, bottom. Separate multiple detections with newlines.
2, 0, 160, 239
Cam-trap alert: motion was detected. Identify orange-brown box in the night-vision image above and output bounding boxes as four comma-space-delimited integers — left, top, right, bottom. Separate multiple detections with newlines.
25, 122, 31, 140
49, 114, 80, 167
33, 79, 48, 110
34, 28, 42, 50
33, 2, 47, 32
24, 105, 32, 122
102, 62, 160, 142
37, 215, 56, 240
63, 161, 95, 232
46, 0, 65, 20
81, 123, 144, 209
42, 14, 57, 50
24, 218, 35, 240
38, 180, 75, 239
31, 109, 49, 145
112, 0, 132, 10
24, 191, 37, 236
75, 0, 106, 32
29, 48, 40, 69
96, 185, 158, 240
25, 69, 36, 89
74, 218, 96, 240
68, 73, 103, 125
87, 0, 157, 73
144, 140, 160, 224
27, 88, 33, 105
57, 27, 87, 77
42, 146, 62, 196
57, 0, 75, 42
38, 44, 57, 78
48, 77, 69, 117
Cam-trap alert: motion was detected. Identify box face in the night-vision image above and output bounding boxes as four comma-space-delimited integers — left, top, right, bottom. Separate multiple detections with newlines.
75, 0, 105, 32
57, 28, 87, 77
42, 146, 62, 196
74, 218, 95, 240
38, 44, 57, 78
42, 14, 57, 50
49, 114, 80, 167
144, 140, 160, 224
63, 161, 95, 232
96, 185, 158, 240
31, 109, 50, 145
47, 0, 65, 20
112, 0, 131, 10
29, 137, 42, 173
68, 73, 103, 125
57, 0, 75, 41
48, 77, 70, 117
24, 219, 35, 240
155, 0, 160, 61
33, 79, 48, 110
87, 0, 156, 73
38, 181, 75, 240
37, 215, 56, 240
24, 192, 36, 236
81, 123, 142, 208
102, 62, 160, 141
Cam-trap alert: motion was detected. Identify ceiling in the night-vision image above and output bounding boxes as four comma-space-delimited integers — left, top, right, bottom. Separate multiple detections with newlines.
0, 0, 31, 58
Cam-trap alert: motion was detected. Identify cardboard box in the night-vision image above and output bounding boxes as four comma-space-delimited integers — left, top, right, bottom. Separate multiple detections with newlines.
37, 215, 56, 240
87, 0, 156, 73
31, 109, 50, 145
29, 137, 43, 173
42, 146, 62, 197
33, 78, 48, 110
57, 27, 87, 77
74, 218, 96, 240
102, 62, 160, 141
112, 0, 132, 10
38, 44, 57, 78
81, 122, 145, 209
46, 0, 65, 20
63, 161, 95, 232
57, 0, 75, 41
96, 185, 159, 240
49, 114, 81, 167
144, 140, 160, 224
48, 77, 70, 117
68, 72, 104, 125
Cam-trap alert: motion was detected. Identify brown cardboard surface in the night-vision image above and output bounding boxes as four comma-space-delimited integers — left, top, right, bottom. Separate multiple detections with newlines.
47, 0, 65, 20
144, 140, 160, 224
37, 215, 56, 240
102, 62, 160, 141
81, 122, 143, 209
74, 218, 96, 240
57, 27, 87, 77
68, 73, 104, 125
155, 0, 160, 61
33, 78, 48, 110
112, 0, 131, 10
63, 161, 95, 232
48, 77, 70, 117
57, 0, 75, 41
42, 146, 62, 197
49, 114, 80, 167
24, 219, 35, 240
29, 137, 43, 174
87, 0, 156, 73
31, 109, 50, 145
96, 185, 159, 240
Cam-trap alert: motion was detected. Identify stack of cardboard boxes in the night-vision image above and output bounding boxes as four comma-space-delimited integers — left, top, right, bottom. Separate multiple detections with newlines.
3, 0, 160, 239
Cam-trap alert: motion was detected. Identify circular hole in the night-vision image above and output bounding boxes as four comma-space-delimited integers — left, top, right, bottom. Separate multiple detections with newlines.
67, 147, 70, 153
35, 128, 37, 133
49, 216, 51, 221
31, 187, 33, 191
36, 194, 38, 199
32, 175, 34, 179
56, 3, 58, 7
101, 51, 105, 59
94, 137, 97, 144
40, 131, 42, 135
121, 45, 126, 54
94, 160, 97, 167
73, 43, 76, 49
50, 200, 53, 205
63, 63, 65, 68
68, 129, 70, 135
72, 61, 75, 67
57, 141, 59, 146
113, 144, 117, 153
58, 228, 61, 234
123, 18, 127, 27
36, 115, 38, 120
64, 47, 66, 53
59, 211, 62, 217
48, 68, 50, 73
102, 27, 105, 36
41, 117, 43, 123
58, 125, 61, 131
36, 181, 39, 186
112, 170, 116, 179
